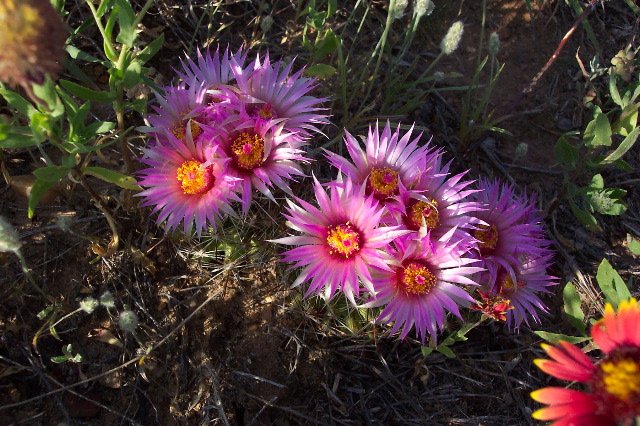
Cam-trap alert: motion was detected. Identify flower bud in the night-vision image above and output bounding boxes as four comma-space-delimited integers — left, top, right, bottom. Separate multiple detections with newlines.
80, 297, 99, 314
488, 32, 500, 56
414, 0, 435, 19
118, 310, 139, 333
0, 0, 67, 89
440, 21, 464, 55
0, 216, 22, 254
260, 15, 274, 33
391, 0, 409, 20
99, 291, 116, 309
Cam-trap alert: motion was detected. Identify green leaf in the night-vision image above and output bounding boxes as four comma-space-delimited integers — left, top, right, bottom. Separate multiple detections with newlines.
596, 259, 631, 308
82, 166, 141, 190
28, 178, 60, 218
59, 79, 115, 103
587, 174, 604, 190
533, 331, 591, 345
136, 33, 165, 64
628, 236, 640, 256
37, 305, 55, 320
85, 121, 116, 135
601, 127, 640, 165
562, 282, 586, 335
32, 78, 64, 118
103, 11, 118, 61
435, 345, 456, 358
33, 165, 71, 182
0, 87, 36, 117
50, 355, 70, 364
609, 74, 623, 107
304, 64, 337, 79
65, 45, 103, 63
312, 29, 340, 59
115, 0, 137, 46
97, 0, 115, 17
49, 324, 60, 341
0, 128, 38, 149
568, 195, 600, 231
587, 187, 627, 216
421, 346, 434, 357
554, 135, 578, 169
327, 0, 337, 17
583, 107, 612, 147
122, 60, 143, 89
612, 104, 638, 136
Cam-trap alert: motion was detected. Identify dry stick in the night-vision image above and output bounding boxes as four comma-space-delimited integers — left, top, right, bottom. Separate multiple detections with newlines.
73, 169, 120, 256
0, 355, 139, 424
0, 285, 224, 412
514, 0, 599, 108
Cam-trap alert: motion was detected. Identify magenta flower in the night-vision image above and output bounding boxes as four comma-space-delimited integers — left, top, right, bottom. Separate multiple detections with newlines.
389, 150, 482, 248
477, 253, 557, 327
177, 46, 248, 90
232, 53, 328, 137
142, 84, 209, 144
137, 130, 240, 236
325, 121, 432, 206
205, 108, 310, 214
272, 176, 408, 304
366, 233, 482, 342
471, 178, 557, 328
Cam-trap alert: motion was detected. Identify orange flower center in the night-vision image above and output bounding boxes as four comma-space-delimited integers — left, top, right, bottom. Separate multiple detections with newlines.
474, 224, 499, 254
498, 274, 519, 295
399, 262, 437, 296
599, 358, 640, 402
406, 199, 439, 230
172, 120, 202, 141
247, 103, 275, 119
326, 223, 361, 259
368, 166, 399, 199
258, 104, 273, 119
231, 132, 265, 171
176, 160, 214, 195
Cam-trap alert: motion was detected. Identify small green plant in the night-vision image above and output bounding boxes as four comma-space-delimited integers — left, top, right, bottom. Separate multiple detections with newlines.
0, 0, 163, 255
298, 0, 340, 80
535, 258, 633, 346
457, 0, 508, 148
554, 48, 640, 230
51, 344, 83, 364
421, 321, 480, 358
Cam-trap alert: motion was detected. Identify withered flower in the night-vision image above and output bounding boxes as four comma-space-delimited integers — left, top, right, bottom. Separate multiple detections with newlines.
0, 0, 67, 90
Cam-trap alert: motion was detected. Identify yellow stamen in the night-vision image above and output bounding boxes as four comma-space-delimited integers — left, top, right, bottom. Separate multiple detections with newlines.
474, 224, 499, 252
399, 262, 437, 296
172, 120, 202, 141
368, 166, 399, 199
176, 160, 213, 195
407, 199, 439, 230
599, 358, 640, 402
326, 223, 361, 258
231, 132, 265, 170
258, 104, 273, 119
498, 274, 524, 296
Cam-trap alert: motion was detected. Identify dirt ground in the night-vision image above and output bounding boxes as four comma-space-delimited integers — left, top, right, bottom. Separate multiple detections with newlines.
1, 0, 639, 425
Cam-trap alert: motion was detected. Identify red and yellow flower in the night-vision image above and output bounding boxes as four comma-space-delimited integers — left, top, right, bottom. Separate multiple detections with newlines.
531, 298, 640, 425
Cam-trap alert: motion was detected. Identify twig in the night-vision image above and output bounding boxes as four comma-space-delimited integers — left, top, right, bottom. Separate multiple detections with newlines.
0, 284, 224, 411
72, 169, 120, 257
0, 355, 140, 425
516, 0, 600, 105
